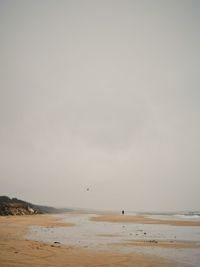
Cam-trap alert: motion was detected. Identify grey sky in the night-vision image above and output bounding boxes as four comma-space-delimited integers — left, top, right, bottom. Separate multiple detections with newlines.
0, 0, 200, 211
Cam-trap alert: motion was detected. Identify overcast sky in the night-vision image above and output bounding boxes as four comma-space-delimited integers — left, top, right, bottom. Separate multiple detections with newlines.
0, 0, 200, 212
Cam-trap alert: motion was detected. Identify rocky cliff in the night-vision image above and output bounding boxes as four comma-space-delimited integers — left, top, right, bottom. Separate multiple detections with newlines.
0, 196, 40, 215
0, 196, 72, 216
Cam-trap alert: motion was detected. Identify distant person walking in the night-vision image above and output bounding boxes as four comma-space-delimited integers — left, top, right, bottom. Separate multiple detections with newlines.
122, 210, 125, 215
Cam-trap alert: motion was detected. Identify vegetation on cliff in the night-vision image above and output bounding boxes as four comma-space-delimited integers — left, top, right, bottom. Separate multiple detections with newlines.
0, 196, 72, 216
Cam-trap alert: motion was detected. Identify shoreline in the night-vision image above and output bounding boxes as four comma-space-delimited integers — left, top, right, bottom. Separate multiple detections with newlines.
0, 213, 174, 267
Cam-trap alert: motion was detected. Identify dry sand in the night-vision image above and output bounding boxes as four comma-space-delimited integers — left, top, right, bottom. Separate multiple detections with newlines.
0, 214, 174, 267
91, 214, 200, 226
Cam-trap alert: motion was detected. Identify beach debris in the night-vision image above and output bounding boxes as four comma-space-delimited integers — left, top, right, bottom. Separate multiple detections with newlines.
51, 242, 61, 248
51, 245, 60, 248
146, 240, 158, 244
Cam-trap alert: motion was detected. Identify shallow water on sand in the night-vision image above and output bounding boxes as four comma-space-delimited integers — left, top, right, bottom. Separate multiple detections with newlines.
27, 213, 200, 267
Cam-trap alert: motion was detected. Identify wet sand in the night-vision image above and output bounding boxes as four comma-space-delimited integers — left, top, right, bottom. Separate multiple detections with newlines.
91, 214, 200, 226
0, 214, 172, 267
115, 240, 200, 249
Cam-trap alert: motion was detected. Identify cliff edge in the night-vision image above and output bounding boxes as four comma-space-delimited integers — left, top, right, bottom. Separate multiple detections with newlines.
0, 196, 72, 216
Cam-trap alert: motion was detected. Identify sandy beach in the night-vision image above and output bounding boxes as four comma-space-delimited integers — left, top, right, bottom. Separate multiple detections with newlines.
1, 0, 200, 265
0, 213, 176, 267
91, 214, 200, 226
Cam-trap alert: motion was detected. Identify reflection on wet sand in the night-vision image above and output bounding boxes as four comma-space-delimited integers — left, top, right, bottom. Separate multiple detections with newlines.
27, 213, 200, 266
